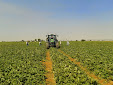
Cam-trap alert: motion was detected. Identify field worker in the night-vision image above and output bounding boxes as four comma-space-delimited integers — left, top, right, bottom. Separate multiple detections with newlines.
67, 41, 70, 46
26, 41, 29, 46
39, 41, 41, 45
60, 41, 61, 45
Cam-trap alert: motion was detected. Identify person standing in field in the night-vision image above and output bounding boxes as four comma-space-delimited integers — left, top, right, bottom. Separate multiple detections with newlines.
39, 40, 41, 46
60, 41, 61, 45
67, 40, 70, 45
26, 41, 29, 46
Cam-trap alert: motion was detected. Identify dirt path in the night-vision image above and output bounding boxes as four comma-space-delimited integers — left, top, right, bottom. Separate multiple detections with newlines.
42, 50, 56, 85
58, 49, 113, 85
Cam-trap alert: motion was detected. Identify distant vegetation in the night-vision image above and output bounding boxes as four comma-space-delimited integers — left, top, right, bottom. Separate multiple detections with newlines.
81, 39, 86, 41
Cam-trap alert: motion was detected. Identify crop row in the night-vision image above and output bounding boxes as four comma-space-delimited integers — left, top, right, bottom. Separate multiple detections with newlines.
60, 41, 113, 80
50, 48, 99, 85
0, 42, 46, 85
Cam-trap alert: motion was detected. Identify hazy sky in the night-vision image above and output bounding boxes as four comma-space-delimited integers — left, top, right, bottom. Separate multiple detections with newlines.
0, 0, 113, 41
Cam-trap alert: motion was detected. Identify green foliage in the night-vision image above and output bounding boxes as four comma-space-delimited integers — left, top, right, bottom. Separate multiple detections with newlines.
50, 48, 98, 85
21, 40, 25, 42
81, 39, 86, 41
1, 41, 113, 85
38, 39, 41, 42
61, 41, 113, 80
0, 42, 46, 85
34, 39, 37, 42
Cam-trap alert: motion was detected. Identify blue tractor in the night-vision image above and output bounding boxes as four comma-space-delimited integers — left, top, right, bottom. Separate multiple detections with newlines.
46, 34, 60, 49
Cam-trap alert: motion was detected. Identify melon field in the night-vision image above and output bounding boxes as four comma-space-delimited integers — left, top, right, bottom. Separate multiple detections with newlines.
0, 41, 113, 85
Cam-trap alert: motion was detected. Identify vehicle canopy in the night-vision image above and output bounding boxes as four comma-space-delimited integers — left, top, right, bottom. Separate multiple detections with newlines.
46, 34, 60, 49
47, 34, 56, 38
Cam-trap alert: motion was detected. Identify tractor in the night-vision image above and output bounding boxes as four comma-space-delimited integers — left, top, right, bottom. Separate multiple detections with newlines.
46, 34, 60, 49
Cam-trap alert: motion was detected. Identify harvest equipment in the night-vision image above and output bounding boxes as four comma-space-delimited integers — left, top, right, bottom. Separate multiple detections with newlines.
46, 34, 60, 49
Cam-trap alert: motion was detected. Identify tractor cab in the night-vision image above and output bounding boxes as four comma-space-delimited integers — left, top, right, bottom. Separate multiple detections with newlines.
47, 34, 57, 42
46, 34, 59, 49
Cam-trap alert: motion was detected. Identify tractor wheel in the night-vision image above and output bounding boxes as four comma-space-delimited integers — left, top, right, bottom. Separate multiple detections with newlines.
46, 43, 49, 49
56, 42, 60, 48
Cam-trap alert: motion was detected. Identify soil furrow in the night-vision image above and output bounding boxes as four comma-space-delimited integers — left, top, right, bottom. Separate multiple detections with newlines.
43, 50, 56, 85
58, 49, 113, 85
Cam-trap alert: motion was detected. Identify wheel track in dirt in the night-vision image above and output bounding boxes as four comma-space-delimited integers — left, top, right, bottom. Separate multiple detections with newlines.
58, 49, 113, 85
42, 50, 56, 85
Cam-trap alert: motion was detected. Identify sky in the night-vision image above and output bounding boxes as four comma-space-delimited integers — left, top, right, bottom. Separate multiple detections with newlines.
0, 0, 113, 41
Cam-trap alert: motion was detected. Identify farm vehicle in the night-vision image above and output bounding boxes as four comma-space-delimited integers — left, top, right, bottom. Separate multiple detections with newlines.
46, 34, 60, 49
